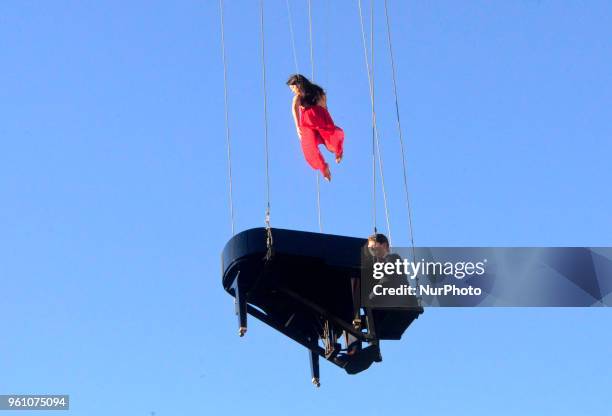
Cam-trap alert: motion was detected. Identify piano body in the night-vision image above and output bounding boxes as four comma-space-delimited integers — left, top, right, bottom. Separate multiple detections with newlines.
221, 227, 423, 386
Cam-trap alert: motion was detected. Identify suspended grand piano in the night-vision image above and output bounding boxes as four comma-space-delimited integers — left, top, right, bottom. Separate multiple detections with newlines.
221, 227, 423, 386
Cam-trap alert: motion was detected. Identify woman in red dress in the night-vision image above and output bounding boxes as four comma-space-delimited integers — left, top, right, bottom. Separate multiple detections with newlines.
287, 74, 344, 181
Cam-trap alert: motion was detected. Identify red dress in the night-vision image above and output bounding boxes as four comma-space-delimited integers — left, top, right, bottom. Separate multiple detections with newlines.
299, 105, 344, 174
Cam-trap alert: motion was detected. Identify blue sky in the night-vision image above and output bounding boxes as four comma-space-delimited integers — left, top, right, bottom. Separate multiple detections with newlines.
1, 1, 610, 414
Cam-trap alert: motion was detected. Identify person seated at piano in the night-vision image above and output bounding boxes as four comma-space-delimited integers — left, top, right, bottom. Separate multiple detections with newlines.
347, 233, 395, 352
333, 234, 389, 373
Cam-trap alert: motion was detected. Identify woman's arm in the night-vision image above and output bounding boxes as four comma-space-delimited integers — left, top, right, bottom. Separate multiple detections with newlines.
292, 95, 302, 139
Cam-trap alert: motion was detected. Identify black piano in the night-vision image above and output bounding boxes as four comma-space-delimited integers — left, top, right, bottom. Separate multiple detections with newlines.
221, 227, 423, 386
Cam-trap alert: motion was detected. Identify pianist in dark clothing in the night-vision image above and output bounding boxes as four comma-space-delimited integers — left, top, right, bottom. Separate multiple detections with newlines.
332, 233, 422, 375
337, 233, 393, 373
351, 233, 395, 344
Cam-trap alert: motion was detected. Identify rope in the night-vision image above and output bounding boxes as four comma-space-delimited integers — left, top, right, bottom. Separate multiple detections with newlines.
307, 0, 323, 233
383, 0, 419, 303
358, 0, 376, 234
298, 0, 321, 233
286, 0, 322, 233
358, 0, 392, 244
219, 0, 235, 236
286, 0, 299, 73
315, 175, 322, 232
308, 0, 315, 80
259, 0, 273, 260
383, 0, 415, 254
370, 0, 393, 245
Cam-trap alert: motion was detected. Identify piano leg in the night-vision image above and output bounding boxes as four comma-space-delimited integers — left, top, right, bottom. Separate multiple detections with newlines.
231, 273, 247, 337
364, 307, 377, 339
350, 277, 362, 330
309, 350, 320, 388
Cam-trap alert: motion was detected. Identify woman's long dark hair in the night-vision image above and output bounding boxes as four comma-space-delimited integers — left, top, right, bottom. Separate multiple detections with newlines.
286, 74, 324, 107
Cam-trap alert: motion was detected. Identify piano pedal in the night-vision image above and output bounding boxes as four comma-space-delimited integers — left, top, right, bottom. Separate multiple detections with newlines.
324, 343, 341, 360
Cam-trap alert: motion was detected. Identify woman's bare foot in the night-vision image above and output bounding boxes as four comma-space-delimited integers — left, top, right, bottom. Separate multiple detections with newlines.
323, 165, 331, 181
335, 153, 343, 164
